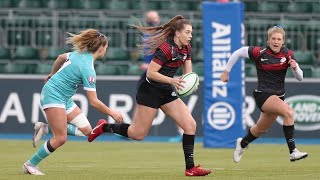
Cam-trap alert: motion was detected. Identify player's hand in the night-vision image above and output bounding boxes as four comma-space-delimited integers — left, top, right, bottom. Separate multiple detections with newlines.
44, 73, 53, 83
110, 110, 123, 123
140, 63, 149, 71
288, 56, 297, 70
220, 70, 230, 82
194, 82, 200, 92
171, 77, 185, 91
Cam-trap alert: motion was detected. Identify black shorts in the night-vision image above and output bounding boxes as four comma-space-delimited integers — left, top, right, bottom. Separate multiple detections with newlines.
253, 90, 284, 111
136, 81, 178, 109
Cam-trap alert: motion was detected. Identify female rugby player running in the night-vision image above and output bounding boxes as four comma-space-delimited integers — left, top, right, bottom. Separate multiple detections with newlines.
220, 25, 308, 163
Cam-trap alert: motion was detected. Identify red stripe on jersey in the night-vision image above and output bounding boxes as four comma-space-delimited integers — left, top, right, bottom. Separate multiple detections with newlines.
260, 63, 288, 71
159, 42, 172, 60
166, 61, 184, 68
265, 49, 288, 58
252, 47, 262, 60
153, 58, 164, 66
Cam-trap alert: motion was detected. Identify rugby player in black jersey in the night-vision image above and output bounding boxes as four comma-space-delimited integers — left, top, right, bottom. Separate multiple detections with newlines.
220, 25, 308, 163
89, 15, 211, 176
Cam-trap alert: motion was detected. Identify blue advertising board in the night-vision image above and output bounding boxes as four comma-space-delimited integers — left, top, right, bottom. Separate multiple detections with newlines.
202, 2, 245, 148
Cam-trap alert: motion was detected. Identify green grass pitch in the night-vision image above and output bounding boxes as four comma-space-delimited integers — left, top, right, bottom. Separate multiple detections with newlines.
1, 139, 319, 179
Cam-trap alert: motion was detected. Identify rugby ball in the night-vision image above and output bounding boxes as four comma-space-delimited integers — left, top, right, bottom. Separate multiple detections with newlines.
177, 72, 199, 97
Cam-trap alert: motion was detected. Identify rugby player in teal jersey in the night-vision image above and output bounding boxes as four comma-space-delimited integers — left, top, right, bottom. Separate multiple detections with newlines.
23, 29, 123, 175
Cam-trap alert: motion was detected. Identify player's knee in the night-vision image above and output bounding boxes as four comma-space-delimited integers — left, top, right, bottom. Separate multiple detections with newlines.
128, 130, 147, 141
283, 108, 294, 121
81, 126, 92, 136
70, 113, 90, 130
54, 135, 67, 146
257, 127, 268, 134
183, 120, 196, 134
132, 135, 145, 141
190, 120, 197, 132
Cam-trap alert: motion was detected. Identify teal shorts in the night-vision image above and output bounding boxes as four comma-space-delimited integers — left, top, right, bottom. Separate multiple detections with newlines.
40, 85, 77, 114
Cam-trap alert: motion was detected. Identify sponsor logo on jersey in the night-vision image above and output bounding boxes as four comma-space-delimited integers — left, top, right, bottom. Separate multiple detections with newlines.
280, 57, 286, 64
276, 95, 320, 131
183, 54, 187, 60
88, 76, 95, 85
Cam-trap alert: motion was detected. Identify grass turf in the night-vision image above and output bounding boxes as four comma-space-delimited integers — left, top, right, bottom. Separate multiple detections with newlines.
0, 139, 319, 179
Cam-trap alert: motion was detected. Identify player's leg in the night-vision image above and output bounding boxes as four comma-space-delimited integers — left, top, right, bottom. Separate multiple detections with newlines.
161, 98, 211, 176
233, 111, 278, 163
33, 101, 90, 147
243, 112, 278, 147
24, 107, 67, 175
260, 95, 308, 161
89, 80, 159, 142
66, 100, 91, 136
88, 104, 157, 142
127, 104, 157, 140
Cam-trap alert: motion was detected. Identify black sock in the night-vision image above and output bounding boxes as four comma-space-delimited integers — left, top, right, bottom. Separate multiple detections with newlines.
240, 128, 257, 148
283, 125, 296, 154
46, 140, 55, 153
182, 134, 195, 170
103, 124, 129, 138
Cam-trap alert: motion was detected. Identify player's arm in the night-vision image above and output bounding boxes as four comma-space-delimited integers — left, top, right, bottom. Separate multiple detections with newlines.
44, 53, 68, 83
147, 61, 185, 90
50, 53, 68, 74
86, 91, 123, 123
220, 46, 250, 82
288, 55, 303, 81
182, 59, 192, 74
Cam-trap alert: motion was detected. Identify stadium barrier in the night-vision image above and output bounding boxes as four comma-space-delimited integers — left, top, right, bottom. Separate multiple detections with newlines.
0, 75, 319, 140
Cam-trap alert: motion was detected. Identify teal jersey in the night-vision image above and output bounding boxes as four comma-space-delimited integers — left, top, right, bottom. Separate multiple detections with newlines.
42, 51, 96, 104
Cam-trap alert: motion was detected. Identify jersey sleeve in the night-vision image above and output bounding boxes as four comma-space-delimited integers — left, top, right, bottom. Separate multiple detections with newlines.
248, 46, 261, 61
81, 68, 96, 91
186, 44, 192, 61
288, 50, 296, 60
152, 47, 169, 66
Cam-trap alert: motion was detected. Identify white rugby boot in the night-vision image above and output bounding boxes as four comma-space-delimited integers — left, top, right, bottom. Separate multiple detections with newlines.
290, 148, 308, 162
22, 161, 45, 175
233, 138, 246, 163
32, 122, 48, 148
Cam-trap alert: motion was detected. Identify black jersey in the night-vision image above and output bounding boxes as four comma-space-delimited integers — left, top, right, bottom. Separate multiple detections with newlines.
248, 46, 295, 95
147, 36, 191, 89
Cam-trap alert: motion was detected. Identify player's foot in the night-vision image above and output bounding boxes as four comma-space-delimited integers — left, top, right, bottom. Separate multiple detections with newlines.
88, 119, 107, 142
32, 122, 48, 148
233, 138, 246, 163
185, 165, 211, 176
290, 148, 308, 162
22, 161, 45, 175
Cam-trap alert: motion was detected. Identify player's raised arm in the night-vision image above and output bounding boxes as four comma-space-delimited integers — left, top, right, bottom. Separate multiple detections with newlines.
220, 47, 249, 82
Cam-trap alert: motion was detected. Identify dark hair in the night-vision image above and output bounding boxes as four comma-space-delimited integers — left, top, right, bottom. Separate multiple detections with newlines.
66, 29, 108, 53
132, 15, 192, 55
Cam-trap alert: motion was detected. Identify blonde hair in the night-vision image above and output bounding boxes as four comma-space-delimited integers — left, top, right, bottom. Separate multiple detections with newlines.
132, 15, 191, 55
66, 29, 108, 53
267, 26, 286, 42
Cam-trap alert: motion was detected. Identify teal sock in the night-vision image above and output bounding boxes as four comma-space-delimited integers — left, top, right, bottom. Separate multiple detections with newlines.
29, 140, 54, 166
47, 124, 84, 136
47, 126, 51, 133
67, 124, 77, 136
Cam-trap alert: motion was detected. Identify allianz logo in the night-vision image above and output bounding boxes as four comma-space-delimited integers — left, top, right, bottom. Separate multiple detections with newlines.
276, 95, 320, 131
